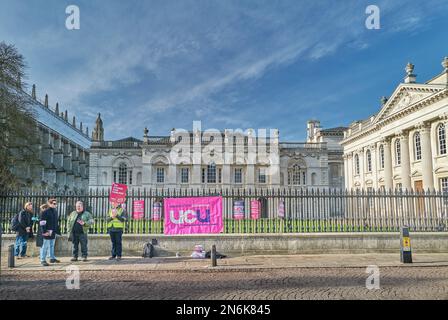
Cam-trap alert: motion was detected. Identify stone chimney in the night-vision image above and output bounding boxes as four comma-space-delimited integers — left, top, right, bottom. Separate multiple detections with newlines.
55, 102, 59, 115
44, 94, 49, 108
307, 119, 321, 143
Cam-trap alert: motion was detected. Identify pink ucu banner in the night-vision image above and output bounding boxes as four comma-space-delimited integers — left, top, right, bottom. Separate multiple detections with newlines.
164, 196, 223, 235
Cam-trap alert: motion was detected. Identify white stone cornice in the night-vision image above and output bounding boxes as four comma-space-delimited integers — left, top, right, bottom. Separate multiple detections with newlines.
341, 88, 448, 145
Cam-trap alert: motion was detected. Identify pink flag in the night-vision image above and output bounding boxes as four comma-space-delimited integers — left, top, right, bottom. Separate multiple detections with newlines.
164, 196, 223, 235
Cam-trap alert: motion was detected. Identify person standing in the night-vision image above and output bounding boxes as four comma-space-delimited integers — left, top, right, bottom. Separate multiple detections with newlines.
13, 202, 33, 259
35, 204, 49, 249
39, 198, 61, 266
67, 201, 94, 262
107, 202, 127, 261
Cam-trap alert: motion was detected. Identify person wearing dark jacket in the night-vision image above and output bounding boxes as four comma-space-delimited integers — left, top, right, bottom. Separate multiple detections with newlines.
39, 198, 61, 266
107, 202, 127, 261
35, 204, 49, 248
14, 202, 34, 259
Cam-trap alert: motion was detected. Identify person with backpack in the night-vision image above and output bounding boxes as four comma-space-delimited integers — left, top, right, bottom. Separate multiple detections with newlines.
12, 202, 34, 259
107, 201, 127, 261
67, 201, 94, 262
39, 198, 61, 266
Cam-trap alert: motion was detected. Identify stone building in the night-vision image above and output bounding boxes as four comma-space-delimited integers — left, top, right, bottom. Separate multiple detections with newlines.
11, 84, 91, 191
88, 116, 346, 190
341, 56, 448, 192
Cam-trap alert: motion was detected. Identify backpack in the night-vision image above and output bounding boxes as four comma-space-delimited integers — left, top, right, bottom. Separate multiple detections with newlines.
9, 213, 21, 232
142, 243, 154, 258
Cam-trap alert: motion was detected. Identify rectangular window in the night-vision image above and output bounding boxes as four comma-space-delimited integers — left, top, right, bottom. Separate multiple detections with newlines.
207, 164, 216, 183
156, 167, 165, 183
129, 170, 133, 185
441, 177, 448, 194
234, 168, 242, 184
440, 178, 448, 207
258, 168, 267, 184
181, 168, 189, 184
218, 168, 222, 184
113, 171, 117, 183
201, 168, 206, 183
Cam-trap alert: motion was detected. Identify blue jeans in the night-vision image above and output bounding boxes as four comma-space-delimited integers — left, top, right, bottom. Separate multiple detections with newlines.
40, 239, 56, 262
14, 235, 28, 257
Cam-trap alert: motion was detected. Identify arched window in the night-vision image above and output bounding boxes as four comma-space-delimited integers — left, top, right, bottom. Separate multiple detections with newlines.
438, 123, 446, 155
379, 145, 385, 169
366, 150, 372, 172
291, 164, 300, 185
395, 139, 401, 165
354, 154, 360, 175
288, 163, 306, 186
311, 172, 317, 186
414, 132, 422, 160
118, 163, 127, 184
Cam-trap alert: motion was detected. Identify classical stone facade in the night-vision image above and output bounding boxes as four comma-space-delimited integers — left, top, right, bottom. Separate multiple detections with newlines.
341, 57, 448, 192
11, 84, 91, 191
88, 118, 346, 190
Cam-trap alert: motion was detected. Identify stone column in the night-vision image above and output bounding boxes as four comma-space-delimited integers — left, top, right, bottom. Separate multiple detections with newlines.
343, 154, 349, 189
419, 123, 434, 190
382, 138, 393, 190
369, 143, 378, 190
398, 130, 411, 190
347, 153, 353, 190
358, 148, 365, 188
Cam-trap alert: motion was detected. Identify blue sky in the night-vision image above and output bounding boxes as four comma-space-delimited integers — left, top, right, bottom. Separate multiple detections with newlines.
1, 0, 448, 141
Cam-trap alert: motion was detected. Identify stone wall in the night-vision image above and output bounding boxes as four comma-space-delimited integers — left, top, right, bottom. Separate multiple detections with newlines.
2, 233, 448, 258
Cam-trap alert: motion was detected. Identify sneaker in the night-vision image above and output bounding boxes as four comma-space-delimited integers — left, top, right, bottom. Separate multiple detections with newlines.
16, 256, 22, 260
70, 257, 78, 262
21, 255, 30, 258
41, 261, 49, 266
116, 257, 122, 261
82, 257, 88, 262
108, 256, 116, 260
50, 259, 60, 263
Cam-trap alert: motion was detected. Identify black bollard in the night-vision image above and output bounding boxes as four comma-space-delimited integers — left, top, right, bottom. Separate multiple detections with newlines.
400, 226, 412, 263
8, 245, 15, 268
211, 244, 217, 267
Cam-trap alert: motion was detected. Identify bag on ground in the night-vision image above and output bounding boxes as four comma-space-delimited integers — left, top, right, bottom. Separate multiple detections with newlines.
142, 242, 154, 258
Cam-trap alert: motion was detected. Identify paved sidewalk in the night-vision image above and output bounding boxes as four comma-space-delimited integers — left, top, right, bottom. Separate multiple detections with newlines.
3, 253, 448, 272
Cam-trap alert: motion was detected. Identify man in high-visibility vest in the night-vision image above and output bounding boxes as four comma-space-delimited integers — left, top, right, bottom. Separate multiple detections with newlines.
107, 201, 127, 261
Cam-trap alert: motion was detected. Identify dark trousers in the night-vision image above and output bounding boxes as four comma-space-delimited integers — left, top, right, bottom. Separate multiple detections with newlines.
72, 233, 88, 258
109, 230, 123, 258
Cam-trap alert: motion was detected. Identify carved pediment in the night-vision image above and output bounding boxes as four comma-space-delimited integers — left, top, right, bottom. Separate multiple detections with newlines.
375, 85, 443, 123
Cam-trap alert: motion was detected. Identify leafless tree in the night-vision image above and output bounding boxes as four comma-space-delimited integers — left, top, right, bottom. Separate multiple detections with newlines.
0, 41, 40, 190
